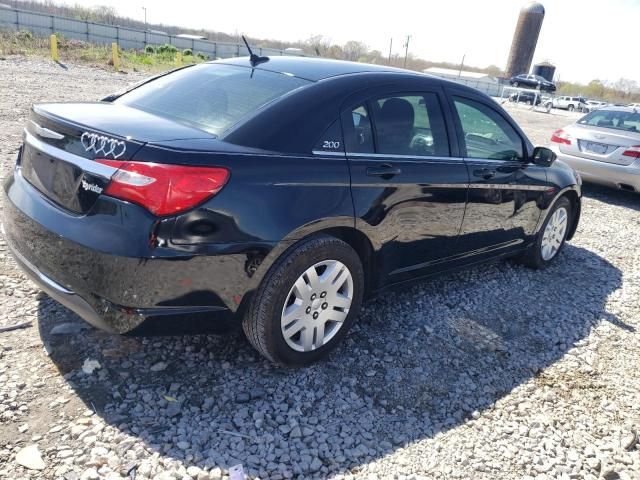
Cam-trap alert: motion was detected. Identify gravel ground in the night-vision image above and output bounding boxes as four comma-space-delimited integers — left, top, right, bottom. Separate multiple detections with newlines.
0, 56, 639, 480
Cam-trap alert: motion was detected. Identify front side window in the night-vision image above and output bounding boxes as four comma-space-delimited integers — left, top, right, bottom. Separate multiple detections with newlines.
117, 64, 310, 136
371, 94, 450, 157
579, 110, 640, 132
453, 97, 524, 161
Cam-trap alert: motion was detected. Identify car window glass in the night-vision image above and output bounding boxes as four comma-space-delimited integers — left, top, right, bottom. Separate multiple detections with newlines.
118, 64, 310, 136
371, 94, 450, 157
342, 104, 374, 153
579, 110, 640, 132
453, 97, 524, 161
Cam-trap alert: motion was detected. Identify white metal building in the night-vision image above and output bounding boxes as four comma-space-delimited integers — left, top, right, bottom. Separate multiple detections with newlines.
423, 67, 502, 96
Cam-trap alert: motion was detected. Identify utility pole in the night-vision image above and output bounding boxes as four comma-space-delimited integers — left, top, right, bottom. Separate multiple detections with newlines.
388, 38, 393, 65
142, 6, 147, 27
403, 35, 411, 68
458, 53, 466, 77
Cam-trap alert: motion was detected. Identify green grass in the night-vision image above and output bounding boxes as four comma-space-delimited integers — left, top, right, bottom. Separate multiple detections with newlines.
0, 31, 208, 72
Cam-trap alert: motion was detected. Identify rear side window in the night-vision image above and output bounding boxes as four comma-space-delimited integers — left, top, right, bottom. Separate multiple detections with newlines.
371, 93, 449, 157
579, 110, 640, 132
453, 97, 524, 161
342, 104, 374, 153
117, 64, 310, 136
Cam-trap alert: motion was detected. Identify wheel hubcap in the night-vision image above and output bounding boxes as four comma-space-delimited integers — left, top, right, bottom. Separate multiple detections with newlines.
541, 207, 568, 261
280, 260, 353, 352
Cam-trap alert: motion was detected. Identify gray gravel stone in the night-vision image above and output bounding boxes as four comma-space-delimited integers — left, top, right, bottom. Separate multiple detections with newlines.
15, 444, 45, 470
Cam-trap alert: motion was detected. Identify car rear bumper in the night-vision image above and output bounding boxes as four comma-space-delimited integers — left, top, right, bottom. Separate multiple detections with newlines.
550, 146, 640, 192
2, 168, 274, 335
5, 236, 118, 332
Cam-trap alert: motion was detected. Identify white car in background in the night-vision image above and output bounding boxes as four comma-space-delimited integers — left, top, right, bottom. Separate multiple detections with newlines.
549, 106, 640, 192
552, 96, 589, 112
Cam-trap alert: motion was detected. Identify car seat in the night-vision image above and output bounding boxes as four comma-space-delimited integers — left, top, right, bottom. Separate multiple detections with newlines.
376, 98, 415, 155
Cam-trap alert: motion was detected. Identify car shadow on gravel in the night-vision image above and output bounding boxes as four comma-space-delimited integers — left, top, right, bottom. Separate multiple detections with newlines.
36, 243, 627, 479
582, 183, 640, 211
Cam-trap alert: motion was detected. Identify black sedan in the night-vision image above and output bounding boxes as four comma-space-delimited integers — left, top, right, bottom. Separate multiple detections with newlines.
3, 57, 581, 366
509, 91, 542, 105
509, 74, 556, 92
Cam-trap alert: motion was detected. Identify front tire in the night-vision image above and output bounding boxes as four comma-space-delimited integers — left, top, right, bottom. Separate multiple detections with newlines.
243, 235, 364, 366
520, 196, 572, 269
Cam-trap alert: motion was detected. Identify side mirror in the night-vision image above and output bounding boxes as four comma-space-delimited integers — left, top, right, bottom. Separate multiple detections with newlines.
531, 146, 557, 167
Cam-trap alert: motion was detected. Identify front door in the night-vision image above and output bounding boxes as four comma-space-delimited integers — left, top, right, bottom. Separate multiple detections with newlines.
450, 95, 549, 257
344, 91, 469, 285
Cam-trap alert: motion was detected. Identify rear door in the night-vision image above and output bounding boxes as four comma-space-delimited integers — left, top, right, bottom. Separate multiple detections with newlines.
345, 88, 469, 284
449, 94, 549, 256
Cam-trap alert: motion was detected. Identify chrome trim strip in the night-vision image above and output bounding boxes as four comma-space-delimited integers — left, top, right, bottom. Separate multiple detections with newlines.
24, 130, 117, 179
29, 120, 65, 140
468, 184, 549, 191
464, 158, 526, 165
346, 152, 465, 162
311, 150, 346, 157
351, 183, 467, 188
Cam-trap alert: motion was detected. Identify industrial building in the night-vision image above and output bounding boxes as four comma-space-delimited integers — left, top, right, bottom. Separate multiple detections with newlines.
423, 67, 501, 96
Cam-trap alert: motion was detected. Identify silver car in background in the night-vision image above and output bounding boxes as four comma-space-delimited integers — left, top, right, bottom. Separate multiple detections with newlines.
549, 106, 640, 192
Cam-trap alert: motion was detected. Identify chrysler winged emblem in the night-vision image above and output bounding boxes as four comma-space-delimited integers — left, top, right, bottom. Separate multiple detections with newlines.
80, 132, 126, 159
30, 121, 65, 140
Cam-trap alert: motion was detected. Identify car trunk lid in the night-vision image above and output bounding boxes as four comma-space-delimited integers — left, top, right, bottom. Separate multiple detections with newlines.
559, 124, 640, 166
20, 103, 215, 215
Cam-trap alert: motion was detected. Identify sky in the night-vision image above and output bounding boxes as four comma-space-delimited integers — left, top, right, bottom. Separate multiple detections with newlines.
74, 0, 640, 84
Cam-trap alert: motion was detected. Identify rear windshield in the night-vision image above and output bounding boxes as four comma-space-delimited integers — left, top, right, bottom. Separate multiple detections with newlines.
579, 110, 640, 133
116, 64, 311, 136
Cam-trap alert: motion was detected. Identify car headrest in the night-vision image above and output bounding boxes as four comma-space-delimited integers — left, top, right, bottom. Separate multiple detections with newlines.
378, 98, 414, 130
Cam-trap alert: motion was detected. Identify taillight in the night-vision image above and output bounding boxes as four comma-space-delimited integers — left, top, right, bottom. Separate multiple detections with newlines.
96, 160, 229, 216
622, 145, 640, 159
551, 129, 572, 145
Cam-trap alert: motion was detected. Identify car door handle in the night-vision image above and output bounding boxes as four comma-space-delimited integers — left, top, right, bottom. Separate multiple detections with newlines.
473, 168, 496, 180
366, 164, 402, 177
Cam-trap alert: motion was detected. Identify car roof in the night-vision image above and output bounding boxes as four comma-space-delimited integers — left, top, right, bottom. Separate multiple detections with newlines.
213, 56, 422, 82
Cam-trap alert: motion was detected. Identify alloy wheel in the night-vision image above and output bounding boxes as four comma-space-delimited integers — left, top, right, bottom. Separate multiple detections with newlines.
280, 260, 353, 352
541, 207, 568, 261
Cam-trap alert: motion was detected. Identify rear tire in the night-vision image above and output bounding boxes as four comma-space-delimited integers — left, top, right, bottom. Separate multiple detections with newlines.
568, 104, 575, 111
243, 235, 364, 366
519, 196, 572, 269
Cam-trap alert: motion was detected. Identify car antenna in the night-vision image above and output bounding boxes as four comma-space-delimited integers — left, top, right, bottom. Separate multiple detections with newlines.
242, 35, 269, 67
